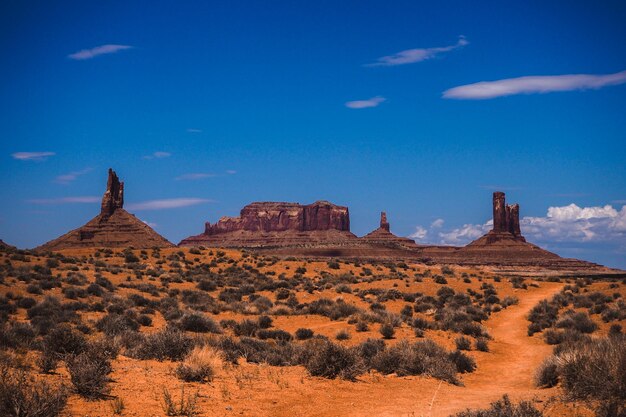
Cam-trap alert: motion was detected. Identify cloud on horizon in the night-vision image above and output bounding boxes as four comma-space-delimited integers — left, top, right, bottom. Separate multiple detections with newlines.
68, 44, 133, 60
143, 151, 171, 160
54, 167, 92, 185
366, 36, 468, 67
345, 96, 386, 109
127, 198, 211, 211
443, 70, 626, 100
28, 196, 100, 205
12, 152, 55, 161
411, 203, 626, 246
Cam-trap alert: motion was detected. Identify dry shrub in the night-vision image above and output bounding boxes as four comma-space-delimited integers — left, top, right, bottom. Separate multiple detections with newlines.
176, 346, 222, 383
453, 394, 543, 417
556, 335, 625, 417
0, 366, 68, 416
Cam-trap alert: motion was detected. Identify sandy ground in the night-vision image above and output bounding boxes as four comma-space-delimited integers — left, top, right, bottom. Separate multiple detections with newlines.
63, 281, 573, 417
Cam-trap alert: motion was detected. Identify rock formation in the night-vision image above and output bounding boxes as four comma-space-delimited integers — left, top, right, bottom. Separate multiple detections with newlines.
361, 212, 417, 249
37, 169, 174, 251
179, 201, 356, 247
475, 191, 526, 244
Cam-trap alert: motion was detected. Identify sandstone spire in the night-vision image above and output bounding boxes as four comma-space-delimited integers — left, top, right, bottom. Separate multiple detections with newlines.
100, 168, 124, 216
380, 212, 390, 231
492, 191, 507, 233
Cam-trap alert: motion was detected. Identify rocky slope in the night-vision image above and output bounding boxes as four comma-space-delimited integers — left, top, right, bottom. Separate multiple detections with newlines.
37, 169, 174, 251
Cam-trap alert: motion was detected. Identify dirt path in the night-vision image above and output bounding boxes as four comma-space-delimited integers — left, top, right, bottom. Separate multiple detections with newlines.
267, 281, 564, 417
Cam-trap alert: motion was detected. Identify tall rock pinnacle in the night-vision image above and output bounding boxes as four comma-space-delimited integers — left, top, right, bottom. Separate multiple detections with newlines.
380, 212, 390, 231
492, 191, 507, 233
100, 168, 124, 216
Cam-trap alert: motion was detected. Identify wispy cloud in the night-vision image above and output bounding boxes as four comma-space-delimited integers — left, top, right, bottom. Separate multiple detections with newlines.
226, 170, 237, 175
345, 96, 386, 109
68, 44, 133, 60
12, 152, 55, 161
142, 151, 171, 160
408, 226, 428, 240
366, 36, 467, 67
443, 70, 626, 100
127, 198, 211, 211
28, 196, 100, 205
175, 173, 217, 181
186, 128, 203, 133
54, 167, 92, 185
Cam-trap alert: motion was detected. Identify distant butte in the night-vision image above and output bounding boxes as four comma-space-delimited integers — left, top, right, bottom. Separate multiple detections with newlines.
361, 211, 418, 249
37, 169, 174, 251
179, 201, 357, 247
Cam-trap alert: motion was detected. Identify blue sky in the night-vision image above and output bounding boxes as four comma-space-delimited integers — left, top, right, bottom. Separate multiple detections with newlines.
1, 1, 625, 268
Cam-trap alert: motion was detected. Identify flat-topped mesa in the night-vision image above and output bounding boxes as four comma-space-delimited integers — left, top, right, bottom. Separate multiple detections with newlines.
204, 201, 350, 235
180, 201, 356, 247
100, 169, 124, 216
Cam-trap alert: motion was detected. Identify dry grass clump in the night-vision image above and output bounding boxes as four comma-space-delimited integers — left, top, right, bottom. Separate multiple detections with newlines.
452, 394, 543, 417
176, 346, 223, 383
0, 365, 68, 417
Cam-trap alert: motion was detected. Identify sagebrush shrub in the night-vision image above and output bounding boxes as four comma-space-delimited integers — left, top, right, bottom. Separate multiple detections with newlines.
453, 394, 543, 417
0, 366, 68, 417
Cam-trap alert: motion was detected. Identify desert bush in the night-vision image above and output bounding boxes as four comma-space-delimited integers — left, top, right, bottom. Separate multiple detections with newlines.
130, 327, 194, 361
543, 328, 563, 345
234, 319, 260, 337
335, 330, 351, 340
535, 356, 558, 388
178, 313, 222, 333
555, 310, 598, 334
371, 339, 459, 384
257, 315, 273, 329
449, 350, 476, 373
66, 351, 110, 399
17, 297, 36, 309
355, 321, 368, 332
475, 338, 489, 352
303, 339, 361, 380
96, 312, 140, 336
295, 328, 314, 340
44, 324, 87, 356
455, 336, 472, 351
453, 394, 543, 417
257, 329, 293, 342
0, 366, 68, 417
379, 323, 395, 339
176, 346, 222, 383
0, 322, 36, 350
557, 335, 625, 417
527, 299, 559, 336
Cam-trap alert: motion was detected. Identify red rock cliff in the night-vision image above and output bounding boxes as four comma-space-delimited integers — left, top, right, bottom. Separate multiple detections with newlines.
204, 201, 350, 235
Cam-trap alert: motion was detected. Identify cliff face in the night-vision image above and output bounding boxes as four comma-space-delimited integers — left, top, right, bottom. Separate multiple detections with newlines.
180, 201, 355, 247
204, 201, 350, 235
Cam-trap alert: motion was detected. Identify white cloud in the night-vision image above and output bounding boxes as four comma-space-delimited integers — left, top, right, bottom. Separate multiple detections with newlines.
12, 152, 55, 161
409, 226, 428, 240
186, 128, 202, 133
430, 218, 444, 228
175, 173, 216, 181
143, 151, 171, 160
54, 167, 92, 184
438, 221, 492, 245
345, 96, 386, 109
68, 44, 133, 60
127, 198, 211, 211
142, 220, 158, 228
28, 196, 100, 205
522, 204, 626, 242
416, 203, 626, 246
366, 36, 467, 67
226, 170, 237, 175
443, 70, 626, 100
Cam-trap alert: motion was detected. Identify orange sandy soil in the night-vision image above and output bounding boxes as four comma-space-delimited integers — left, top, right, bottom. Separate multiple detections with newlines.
1, 247, 622, 416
